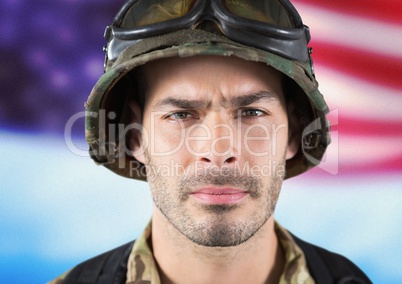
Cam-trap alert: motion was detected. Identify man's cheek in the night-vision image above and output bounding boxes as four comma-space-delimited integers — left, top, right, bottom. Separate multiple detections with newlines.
149, 131, 185, 157
243, 123, 288, 158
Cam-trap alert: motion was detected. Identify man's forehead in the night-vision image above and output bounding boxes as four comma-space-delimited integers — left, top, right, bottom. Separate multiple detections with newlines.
151, 91, 279, 111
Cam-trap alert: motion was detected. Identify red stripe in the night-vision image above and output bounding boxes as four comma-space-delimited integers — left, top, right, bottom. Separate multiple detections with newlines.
306, 156, 402, 176
311, 41, 402, 90
332, 118, 402, 136
340, 157, 402, 173
341, 162, 402, 174
293, 0, 402, 25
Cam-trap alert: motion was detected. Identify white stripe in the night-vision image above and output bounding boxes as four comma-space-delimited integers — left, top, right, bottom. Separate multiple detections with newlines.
317, 66, 402, 121
315, 132, 402, 172
339, 135, 402, 165
294, 3, 402, 59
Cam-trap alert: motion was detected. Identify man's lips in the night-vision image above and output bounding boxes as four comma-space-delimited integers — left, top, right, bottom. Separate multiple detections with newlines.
190, 187, 249, 204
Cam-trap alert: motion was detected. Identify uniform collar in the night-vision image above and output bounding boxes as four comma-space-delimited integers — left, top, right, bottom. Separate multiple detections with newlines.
126, 220, 315, 284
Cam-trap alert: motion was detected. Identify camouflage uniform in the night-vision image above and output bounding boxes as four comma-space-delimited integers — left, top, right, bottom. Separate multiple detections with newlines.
49, 220, 315, 284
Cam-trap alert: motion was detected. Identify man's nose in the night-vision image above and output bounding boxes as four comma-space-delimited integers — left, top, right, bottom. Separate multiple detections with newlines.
187, 116, 239, 167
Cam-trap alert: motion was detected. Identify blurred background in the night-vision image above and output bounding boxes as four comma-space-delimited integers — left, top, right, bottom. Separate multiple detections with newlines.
1, 0, 401, 283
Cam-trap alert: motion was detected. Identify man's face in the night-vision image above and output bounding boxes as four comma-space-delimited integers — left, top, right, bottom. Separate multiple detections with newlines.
133, 55, 294, 247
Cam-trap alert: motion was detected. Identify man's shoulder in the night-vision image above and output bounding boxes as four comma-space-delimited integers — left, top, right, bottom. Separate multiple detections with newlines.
290, 232, 372, 284
49, 241, 134, 284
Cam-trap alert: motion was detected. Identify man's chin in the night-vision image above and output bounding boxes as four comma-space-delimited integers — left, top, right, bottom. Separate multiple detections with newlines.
202, 203, 241, 214
185, 226, 257, 247
179, 217, 264, 248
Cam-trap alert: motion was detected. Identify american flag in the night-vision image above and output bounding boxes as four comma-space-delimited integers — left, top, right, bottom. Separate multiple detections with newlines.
292, 0, 402, 175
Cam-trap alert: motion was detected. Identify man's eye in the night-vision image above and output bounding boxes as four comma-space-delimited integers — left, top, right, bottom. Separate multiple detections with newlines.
241, 109, 265, 117
168, 112, 191, 120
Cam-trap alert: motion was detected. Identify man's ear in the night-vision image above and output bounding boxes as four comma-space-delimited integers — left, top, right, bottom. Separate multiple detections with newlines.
286, 99, 301, 160
127, 100, 146, 164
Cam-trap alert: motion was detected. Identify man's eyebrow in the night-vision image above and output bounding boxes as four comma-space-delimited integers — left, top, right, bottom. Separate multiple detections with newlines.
230, 92, 277, 108
152, 97, 208, 110
151, 92, 276, 110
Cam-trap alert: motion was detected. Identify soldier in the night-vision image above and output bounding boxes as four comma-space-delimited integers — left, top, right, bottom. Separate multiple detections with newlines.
51, 0, 371, 283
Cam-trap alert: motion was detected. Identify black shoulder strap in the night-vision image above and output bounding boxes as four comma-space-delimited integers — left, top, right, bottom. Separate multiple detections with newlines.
63, 241, 134, 284
291, 233, 372, 284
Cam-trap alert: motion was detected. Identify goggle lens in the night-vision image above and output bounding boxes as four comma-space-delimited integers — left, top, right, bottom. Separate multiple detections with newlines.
120, 0, 294, 29
121, 0, 197, 27
222, 0, 293, 28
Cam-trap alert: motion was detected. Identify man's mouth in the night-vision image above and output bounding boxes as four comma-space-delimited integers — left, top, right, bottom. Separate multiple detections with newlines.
190, 187, 249, 205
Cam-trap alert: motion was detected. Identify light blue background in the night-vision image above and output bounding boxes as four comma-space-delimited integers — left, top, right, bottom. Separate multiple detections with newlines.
1, 130, 401, 283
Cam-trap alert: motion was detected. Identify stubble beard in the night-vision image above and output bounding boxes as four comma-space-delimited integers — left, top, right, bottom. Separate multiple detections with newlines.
145, 151, 285, 247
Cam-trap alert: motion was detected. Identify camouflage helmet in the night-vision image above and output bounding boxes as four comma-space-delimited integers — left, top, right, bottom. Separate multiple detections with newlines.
85, 0, 330, 180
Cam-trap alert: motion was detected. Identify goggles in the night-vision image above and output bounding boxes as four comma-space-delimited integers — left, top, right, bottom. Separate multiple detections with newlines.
104, 0, 312, 64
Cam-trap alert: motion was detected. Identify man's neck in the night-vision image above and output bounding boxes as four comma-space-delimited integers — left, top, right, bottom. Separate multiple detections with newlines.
151, 209, 285, 284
